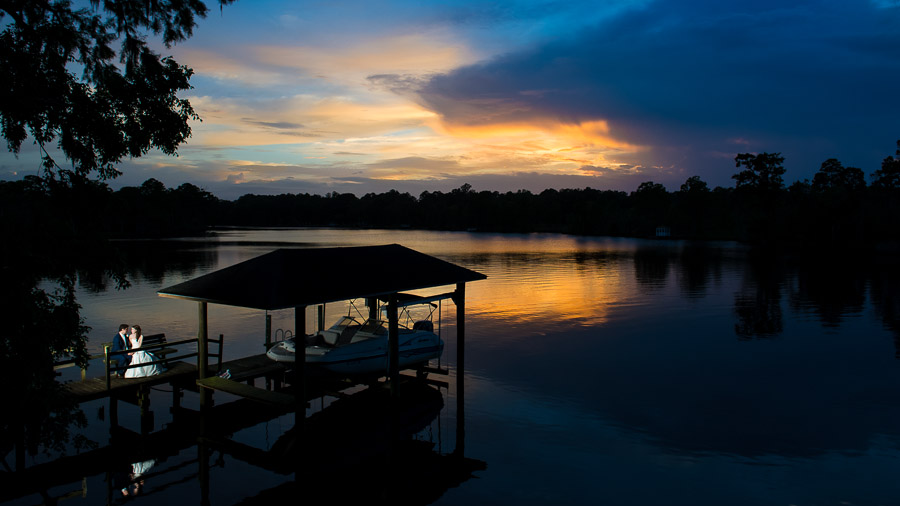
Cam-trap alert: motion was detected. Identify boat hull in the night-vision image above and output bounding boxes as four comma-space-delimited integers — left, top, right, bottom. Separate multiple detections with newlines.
266, 330, 443, 376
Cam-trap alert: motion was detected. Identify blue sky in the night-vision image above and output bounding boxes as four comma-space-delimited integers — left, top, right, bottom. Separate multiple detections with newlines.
2, 0, 899, 198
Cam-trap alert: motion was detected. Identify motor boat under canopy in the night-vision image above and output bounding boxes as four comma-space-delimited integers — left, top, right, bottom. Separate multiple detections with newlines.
157, 243, 486, 382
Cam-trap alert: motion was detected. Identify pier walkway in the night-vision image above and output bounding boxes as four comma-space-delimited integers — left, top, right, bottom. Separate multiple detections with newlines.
63, 354, 289, 405
63, 361, 198, 403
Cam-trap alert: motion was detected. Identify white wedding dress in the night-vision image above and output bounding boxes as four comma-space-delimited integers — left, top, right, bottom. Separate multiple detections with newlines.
124, 337, 161, 378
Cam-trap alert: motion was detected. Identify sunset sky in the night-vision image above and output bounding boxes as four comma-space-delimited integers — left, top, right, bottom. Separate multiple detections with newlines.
3, 0, 899, 199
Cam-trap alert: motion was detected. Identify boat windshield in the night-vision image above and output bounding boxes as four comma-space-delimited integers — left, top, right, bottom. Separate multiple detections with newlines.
359, 319, 387, 335
328, 316, 360, 332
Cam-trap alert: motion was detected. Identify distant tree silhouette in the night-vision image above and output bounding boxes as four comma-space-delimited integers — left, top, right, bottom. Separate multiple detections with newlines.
732, 153, 786, 192
675, 176, 713, 238
730, 153, 789, 243
360, 190, 417, 227
8, 144, 900, 250
680, 175, 710, 194
871, 140, 900, 188
812, 159, 866, 192
629, 181, 671, 236
140, 178, 168, 196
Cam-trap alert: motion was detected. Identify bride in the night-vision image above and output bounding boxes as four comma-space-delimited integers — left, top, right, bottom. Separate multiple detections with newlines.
124, 325, 162, 378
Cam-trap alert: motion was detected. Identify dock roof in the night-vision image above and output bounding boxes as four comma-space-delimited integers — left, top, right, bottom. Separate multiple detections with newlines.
157, 244, 486, 310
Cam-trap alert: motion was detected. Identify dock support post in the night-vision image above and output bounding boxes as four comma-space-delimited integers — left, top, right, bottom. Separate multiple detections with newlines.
453, 282, 466, 455
173, 385, 182, 410
294, 305, 306, 413
110, 397, 119, 429
105, 471, 113, 506
265, 314, 273, 389
139, 387, 154, 434
104, 345, 111, 391
387, 294, 399, 398
199, 440, 210, 506
198, 301, 210, 409
15, 423, 24, 472
367, 297, 378, 320
318, 305, 325, 331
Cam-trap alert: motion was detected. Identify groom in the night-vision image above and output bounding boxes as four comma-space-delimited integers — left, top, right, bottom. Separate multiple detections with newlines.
110, 324, 131, 377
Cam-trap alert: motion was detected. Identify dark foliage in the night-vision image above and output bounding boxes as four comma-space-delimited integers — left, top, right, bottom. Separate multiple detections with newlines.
0, 0, 234, 179
0, 0, 236, 463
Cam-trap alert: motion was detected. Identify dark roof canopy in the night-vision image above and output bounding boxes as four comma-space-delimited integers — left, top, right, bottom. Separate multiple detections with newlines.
158, 244, 487, 311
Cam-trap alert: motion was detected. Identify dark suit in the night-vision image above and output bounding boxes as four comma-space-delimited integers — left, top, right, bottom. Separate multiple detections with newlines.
110, 332, 131, 374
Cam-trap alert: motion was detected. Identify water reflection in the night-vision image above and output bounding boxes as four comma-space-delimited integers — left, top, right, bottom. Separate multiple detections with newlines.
789, 257, 867, 328
453, 251, 630, 329
675, 243, 724, 298
1, 379, 477, 506
633, 247, 670, 290
231, 381, 484, 505
733, 279, 784, 339
870, 265, 900, 358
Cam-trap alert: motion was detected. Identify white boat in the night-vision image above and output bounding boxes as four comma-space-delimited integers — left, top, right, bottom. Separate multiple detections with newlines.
266, 314, 443, 375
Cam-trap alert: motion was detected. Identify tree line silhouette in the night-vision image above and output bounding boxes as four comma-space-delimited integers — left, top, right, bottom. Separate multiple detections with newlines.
3, 143, 900, 247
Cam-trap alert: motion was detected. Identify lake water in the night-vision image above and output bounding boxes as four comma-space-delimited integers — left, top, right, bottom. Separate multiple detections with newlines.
12, 228, 900, 505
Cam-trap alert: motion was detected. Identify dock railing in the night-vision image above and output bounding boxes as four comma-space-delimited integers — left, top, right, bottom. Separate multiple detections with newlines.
53, 335, 224, 390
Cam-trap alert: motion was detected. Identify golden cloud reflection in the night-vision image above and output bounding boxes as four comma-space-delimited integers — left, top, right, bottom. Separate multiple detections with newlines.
262, 255, 634, 348
221, 230, 645, 344
454, 253, 637, 337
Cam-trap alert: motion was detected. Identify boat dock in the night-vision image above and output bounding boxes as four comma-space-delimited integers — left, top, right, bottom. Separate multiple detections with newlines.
59, 244, 486, 422
63, 353, 291, 405
62, 352, 415, 410
64, 361, 198, 403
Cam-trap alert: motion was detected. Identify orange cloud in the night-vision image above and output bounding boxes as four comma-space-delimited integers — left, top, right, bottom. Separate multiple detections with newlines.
422, 118, 645, 175
173, 39, 648, 185
254, 33, 474, 81
185, 94, 438, 148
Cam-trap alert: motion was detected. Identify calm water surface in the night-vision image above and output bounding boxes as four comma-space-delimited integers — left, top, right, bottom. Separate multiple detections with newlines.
18, 228, 900, 505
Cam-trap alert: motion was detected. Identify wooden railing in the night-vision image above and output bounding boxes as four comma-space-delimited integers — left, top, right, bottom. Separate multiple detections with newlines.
53, 334, 224, 390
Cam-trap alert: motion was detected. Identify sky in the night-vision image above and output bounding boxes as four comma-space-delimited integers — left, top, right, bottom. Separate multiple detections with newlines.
2, 0, 899, 199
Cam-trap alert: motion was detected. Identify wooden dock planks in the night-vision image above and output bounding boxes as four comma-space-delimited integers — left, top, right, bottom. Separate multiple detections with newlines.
196, 376, 296, 408
61, 354, 289, 404
63, 361, 198, 403
218, 353, 288, 382
62, 353, 433, 407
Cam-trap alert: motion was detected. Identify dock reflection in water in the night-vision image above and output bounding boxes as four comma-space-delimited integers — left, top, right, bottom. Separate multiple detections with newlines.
1, 375, 479, 506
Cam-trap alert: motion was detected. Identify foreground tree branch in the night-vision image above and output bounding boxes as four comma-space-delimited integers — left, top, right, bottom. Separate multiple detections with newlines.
0, 0, 234, 179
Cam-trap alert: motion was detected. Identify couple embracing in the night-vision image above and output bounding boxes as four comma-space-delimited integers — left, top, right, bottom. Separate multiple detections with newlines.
111, 324, 162, 378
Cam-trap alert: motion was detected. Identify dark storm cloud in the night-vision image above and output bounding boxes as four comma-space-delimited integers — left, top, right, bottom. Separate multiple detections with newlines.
408, 0, 900, 182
